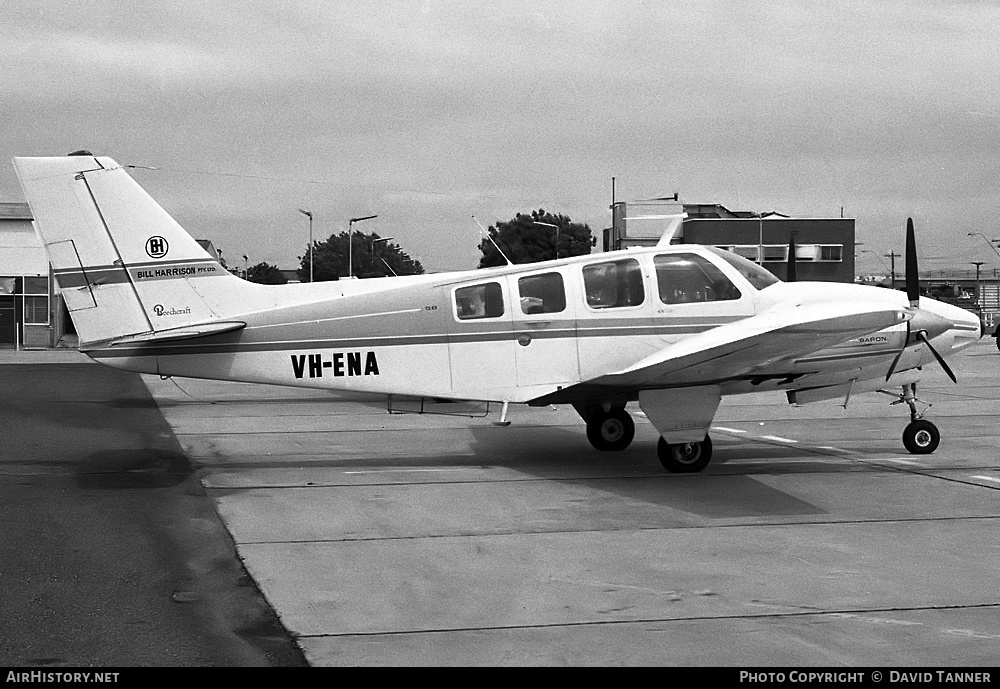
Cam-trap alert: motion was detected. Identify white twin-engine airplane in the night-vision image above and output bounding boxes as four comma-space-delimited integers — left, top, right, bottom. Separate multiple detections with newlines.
14, 155, 983, 472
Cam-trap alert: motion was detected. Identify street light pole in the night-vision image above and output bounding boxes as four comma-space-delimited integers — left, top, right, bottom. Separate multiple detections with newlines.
348, 215, 378, 278
533, 221, 560, 259
972, 261, 985, 308
297, 208, 313, 282
371, 236, 394, 276
968, 232, 1000, 259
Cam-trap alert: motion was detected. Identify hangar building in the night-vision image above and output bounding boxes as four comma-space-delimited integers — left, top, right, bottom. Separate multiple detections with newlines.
0, 202, 69, 349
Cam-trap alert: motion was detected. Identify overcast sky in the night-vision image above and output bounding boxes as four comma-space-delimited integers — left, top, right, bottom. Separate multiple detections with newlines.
2, 1, 999, 275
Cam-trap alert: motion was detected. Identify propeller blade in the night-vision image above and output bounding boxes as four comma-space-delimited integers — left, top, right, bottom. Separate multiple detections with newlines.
905, 218, 920, 307
885, 318, 910, 381
786, 236, 797, 282
916, 331, 957, 384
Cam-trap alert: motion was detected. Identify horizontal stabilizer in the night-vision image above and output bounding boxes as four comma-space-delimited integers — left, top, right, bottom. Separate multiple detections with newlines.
106, 320, 246, 347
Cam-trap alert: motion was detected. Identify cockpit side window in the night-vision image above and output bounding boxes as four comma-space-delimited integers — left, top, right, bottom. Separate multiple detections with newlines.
583, 258, 644, 309
456, 282, 504, 320
655, 253, 742, 304
518, 272, 566, 314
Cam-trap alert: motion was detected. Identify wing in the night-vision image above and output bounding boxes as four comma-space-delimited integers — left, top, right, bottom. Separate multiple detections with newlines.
530, 301, 908, 404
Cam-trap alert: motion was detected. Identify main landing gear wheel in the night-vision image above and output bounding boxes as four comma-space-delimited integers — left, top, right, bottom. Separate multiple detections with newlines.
657, 434, 713, 473
903, 419, 940, 455
585, 408, 635, 451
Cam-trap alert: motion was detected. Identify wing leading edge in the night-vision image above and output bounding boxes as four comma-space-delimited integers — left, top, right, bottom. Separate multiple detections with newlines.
530, 301, 908, 405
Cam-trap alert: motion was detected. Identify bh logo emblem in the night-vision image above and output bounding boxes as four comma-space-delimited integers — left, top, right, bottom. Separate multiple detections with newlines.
145, 236, 169, 259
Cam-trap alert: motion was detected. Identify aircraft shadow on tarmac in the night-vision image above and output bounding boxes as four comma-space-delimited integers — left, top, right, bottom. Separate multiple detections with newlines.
459, 423, 828, 520
0, 367, 195, 491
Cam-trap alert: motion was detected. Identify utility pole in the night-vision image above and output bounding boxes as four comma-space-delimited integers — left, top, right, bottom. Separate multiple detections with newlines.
885, 251, 900, 290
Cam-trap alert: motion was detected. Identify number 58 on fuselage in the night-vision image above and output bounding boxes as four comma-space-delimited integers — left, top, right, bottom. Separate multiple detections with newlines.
13, 155, 983, 472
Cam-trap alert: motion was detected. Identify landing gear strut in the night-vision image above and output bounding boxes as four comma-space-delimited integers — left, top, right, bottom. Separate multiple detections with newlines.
882, 383, 940, 455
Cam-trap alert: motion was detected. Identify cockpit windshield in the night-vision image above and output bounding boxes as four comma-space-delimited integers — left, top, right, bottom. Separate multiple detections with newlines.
705, 246, 781, 290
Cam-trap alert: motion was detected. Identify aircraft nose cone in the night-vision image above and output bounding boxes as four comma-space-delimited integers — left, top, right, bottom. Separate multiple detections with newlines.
917, 297, 983, 351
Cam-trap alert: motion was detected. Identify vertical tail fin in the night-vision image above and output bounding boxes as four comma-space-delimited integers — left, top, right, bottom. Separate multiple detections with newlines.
13, 155, 252, 345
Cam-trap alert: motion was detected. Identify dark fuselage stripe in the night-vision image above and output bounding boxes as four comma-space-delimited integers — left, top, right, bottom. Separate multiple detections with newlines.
54, 258, 222, 288
83, 322, 729, 358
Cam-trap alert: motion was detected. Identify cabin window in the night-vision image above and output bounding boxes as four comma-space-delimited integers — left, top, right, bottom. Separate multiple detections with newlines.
456, 282, 504, 320
583, 258, 644, 309
655, 253, 742, 304
518, 272, 566, 314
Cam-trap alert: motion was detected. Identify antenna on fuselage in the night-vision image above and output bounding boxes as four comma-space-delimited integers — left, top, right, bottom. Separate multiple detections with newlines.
472, 215, 512, 265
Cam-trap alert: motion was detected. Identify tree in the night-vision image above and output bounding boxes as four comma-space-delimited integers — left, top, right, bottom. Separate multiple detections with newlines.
298, 231, 424, 282
245, 261, 288, 285
477, 209, 595, 268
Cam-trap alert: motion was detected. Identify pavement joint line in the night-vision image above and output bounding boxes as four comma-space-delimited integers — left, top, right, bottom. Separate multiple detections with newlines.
233, 514, 1000, 546
290, 601, 1000, 640
170, 424, 574, 435
848, 461, 1000, 492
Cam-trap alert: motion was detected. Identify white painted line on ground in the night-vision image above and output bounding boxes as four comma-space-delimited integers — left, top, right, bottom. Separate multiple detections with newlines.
760, 435, 798, 443
712, 426, 747, 434
728, 457, 853, 465
971, 475, 1000, 485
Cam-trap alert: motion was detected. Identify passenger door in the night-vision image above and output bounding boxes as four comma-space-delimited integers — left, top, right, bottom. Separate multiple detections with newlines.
447, 280, 517, 400
575, 256, 658, 381
506, 269, 580, 388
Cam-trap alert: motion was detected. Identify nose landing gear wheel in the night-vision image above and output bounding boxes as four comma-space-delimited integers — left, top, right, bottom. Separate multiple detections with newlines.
585, 408, 635, 451
658, 434, 713, 473
903, 419, 940, 454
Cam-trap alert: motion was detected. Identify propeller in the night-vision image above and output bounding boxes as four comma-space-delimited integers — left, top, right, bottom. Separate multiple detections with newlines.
904, 217, 919, 307
786, 235, 797, 282
885, 218, 957, 384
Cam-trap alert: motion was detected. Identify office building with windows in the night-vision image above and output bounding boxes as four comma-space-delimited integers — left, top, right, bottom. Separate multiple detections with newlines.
605, 199, 855, 283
